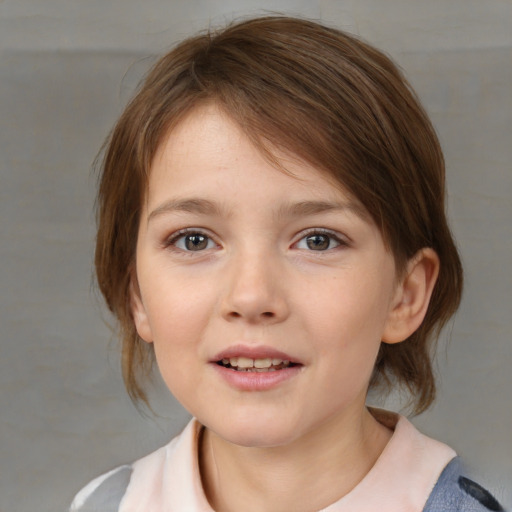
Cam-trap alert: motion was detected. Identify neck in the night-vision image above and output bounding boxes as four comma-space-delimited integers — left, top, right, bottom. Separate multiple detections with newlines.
199, 407, 392, 512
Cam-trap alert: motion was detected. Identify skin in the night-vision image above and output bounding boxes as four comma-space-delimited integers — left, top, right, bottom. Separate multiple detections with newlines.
131, 103, 439, 511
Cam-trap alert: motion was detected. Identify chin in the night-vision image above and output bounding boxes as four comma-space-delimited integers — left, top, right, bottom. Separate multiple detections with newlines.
218, 429, 296, 449
205, 415, 302, 449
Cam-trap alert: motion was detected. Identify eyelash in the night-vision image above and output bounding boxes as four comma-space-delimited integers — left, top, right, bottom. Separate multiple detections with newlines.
293, 228, 349, 252
163, 227, 349, 254
163, 228, 218, 253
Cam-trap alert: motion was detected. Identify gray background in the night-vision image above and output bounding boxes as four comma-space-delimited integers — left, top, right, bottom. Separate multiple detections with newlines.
0, 1, 510, 511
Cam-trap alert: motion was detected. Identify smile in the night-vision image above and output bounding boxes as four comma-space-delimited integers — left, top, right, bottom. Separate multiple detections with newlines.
212, 345, 302, 389
213, 354, 302, 391
217, 357, 293, 372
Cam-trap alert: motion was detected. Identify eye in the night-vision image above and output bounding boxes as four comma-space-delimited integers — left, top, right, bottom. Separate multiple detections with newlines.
169, 231, 216, 252
295, 230, 343, 251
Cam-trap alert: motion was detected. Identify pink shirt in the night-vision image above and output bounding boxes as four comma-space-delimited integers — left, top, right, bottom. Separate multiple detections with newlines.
73, 409, 456, 511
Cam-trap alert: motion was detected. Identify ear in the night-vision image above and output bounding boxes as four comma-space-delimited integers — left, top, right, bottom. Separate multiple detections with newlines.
129, 271, 154, 344
382, 248, 440, 344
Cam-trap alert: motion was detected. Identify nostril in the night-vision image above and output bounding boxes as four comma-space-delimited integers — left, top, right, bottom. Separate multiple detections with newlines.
262, 312, 274, 318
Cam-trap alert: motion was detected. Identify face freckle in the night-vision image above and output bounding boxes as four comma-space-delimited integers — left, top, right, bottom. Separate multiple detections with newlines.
130, 103, 400, 449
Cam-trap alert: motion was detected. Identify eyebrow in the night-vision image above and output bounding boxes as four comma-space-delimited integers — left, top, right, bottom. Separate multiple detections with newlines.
147, 197, 368, 223
147, 198, 227, 223
275, 200, 369, 221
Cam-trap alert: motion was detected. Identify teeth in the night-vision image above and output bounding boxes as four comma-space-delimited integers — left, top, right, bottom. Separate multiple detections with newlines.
237, 357, 254, 368
221, 356, 293, 371
254, 358, 272, 369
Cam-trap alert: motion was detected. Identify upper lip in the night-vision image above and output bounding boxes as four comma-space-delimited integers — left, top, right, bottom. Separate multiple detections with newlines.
212, 344, 300, 363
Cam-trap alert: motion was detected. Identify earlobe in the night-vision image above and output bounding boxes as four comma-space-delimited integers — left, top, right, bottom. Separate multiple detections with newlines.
130, 273, 154, 343
382, 248, 440, 344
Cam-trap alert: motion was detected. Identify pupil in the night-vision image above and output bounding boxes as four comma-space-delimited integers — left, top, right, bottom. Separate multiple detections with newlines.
307, 234, 329, 250
185, 234, 208, 251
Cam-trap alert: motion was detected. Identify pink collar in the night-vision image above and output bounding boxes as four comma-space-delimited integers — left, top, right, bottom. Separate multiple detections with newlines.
121, 409, 455, 511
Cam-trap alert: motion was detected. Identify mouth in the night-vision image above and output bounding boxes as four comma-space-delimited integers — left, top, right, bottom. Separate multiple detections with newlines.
212, 346, 302, 390
216, 357, 298, 372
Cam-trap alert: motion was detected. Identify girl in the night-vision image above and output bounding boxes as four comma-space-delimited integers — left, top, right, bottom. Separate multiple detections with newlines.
71, 16, 504, 512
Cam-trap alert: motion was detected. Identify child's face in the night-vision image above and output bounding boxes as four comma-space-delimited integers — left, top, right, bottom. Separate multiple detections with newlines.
132, 104, 401, 448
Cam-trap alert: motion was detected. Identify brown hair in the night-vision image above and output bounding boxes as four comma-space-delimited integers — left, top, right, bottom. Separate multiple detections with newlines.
95, 16, 463, 414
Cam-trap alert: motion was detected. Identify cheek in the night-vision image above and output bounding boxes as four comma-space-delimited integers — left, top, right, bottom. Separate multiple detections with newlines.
310, 277, 392, 344
138, 268, 220, 393
305, 272, 394, 381
144, 294, 211, 352
144, 280, 214, 402
140, 265, 216, 336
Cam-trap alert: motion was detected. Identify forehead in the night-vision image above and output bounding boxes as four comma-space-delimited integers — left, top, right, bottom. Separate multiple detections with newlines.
147, 103, 368, 219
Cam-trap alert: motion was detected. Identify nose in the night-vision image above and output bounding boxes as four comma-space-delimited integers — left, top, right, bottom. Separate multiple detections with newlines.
220, 249, 290, 325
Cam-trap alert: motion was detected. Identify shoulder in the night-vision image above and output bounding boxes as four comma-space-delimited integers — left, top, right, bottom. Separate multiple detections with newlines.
423, 457, 506, 512
69, 421, 193, 512
69, 464, 133, 512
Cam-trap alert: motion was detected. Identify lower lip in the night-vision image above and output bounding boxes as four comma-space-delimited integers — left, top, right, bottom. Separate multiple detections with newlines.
212, 364, 302, 391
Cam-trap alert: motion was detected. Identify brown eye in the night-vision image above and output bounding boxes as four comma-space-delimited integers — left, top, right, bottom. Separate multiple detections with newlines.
184, 234, 209, 251
170, 231, 215, 252
295, 230, 343, 251
306, 234, 330, 250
